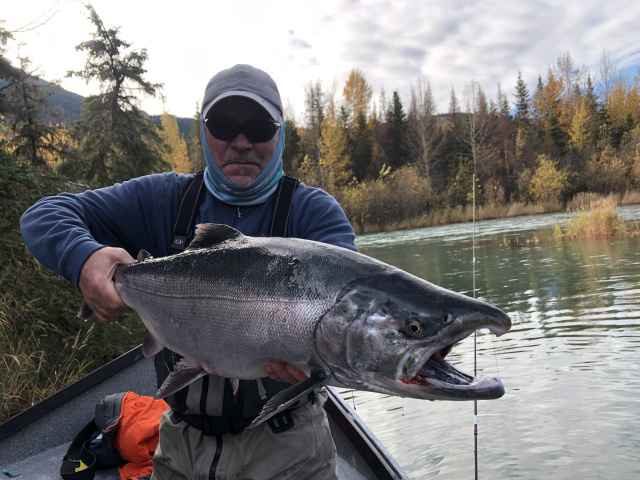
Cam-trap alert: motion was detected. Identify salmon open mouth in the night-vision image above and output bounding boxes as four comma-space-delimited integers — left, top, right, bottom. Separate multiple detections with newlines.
407, 342, 505, 399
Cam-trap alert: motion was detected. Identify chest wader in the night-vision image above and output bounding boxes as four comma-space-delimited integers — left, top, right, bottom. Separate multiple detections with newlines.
154, 171, 304, 436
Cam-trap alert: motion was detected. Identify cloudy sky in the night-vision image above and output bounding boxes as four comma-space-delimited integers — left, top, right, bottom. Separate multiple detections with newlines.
4, 0, 640, 121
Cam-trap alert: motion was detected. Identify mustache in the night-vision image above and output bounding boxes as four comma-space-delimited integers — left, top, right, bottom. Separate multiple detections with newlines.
221, 154, 261, 167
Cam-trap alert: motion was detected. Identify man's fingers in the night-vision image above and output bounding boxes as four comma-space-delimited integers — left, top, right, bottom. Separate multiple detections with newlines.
263, 361, 309, 384
285, 364, 309, 383
79, 247, 134, 324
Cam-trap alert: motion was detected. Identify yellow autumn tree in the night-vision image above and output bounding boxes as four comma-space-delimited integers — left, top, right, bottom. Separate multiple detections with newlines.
585, 146, 628, 194
160, 111, 191, 174
608, 79, 640, 133
319, 115, 352, 193
343, 68, 373, 121
532, 71, 568, 136
42, 123, 78, 167
529, 154, 567, 202
620, 127, 640, 188
569, 100, 594, 151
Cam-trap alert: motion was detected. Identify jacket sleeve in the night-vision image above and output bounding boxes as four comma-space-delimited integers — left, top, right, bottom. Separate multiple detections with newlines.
20, 173, 187, 287
290, 186, 358, 252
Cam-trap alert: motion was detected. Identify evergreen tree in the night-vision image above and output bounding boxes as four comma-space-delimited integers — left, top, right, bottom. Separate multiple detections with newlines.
61, 5, 166, 185
0, 22, 20, 118
514, 70, 530, 122
584, 75, 599, 117
5, 56, 65, 168
439, 87, 464, 189
338, 105, 351, 132
283, 118, 303, 176
386, 90, 408, 169
350, 111, 373, 180
530, 75, 545, 137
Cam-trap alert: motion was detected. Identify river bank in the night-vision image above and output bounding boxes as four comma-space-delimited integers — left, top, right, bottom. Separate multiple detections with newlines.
353, 190, 640, 235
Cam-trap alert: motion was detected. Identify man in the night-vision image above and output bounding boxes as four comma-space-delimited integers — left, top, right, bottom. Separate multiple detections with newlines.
20, 64, 357, 479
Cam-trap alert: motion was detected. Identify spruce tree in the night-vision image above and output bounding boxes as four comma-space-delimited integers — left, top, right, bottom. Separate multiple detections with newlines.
0, 23, 19, 117
350, 111, 373, 181
387, 90, 408, 169
283, 118, 303, 176
514, 71, 530, 122
4, 55, 65, 168
61, 5, 166, 185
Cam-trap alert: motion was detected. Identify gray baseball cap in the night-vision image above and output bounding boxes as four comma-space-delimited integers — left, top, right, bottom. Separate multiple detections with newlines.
201, 64, 283, 122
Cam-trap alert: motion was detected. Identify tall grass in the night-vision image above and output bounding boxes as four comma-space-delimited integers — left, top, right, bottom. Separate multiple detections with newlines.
0, 155, 144, 422
0, 308, 94, 422
556, 193, 638, 240
622, 190, 640, 205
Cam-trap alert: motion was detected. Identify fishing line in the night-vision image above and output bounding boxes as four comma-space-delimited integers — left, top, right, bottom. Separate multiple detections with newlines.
471, 177, 520, 480
472, 172, 479, 480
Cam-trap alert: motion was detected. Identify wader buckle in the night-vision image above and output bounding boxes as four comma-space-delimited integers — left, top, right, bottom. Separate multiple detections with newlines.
267, 410, 294, 434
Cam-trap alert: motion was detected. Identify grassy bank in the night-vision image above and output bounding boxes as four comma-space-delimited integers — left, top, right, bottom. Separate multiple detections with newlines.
351, 190, 640, 236
0, 156, 143, 422
352, 199, 563, 234
555, 193, 640, 240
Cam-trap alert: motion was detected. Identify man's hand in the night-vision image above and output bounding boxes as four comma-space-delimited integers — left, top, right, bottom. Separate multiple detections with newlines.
264, 361, 309, 384
79, 247, 135, 324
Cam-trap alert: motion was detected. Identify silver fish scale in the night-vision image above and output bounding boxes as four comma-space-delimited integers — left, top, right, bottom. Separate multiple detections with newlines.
115, 237, 376, 379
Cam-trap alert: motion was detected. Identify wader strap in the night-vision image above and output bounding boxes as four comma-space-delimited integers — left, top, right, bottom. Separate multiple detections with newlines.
168, 170, 206, 254
269, 175, 300, 237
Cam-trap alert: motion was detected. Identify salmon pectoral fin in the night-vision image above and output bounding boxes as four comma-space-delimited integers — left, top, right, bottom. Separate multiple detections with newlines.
248, 370, 331, 429
154, 359, 206, 400
141, 330, 165, 358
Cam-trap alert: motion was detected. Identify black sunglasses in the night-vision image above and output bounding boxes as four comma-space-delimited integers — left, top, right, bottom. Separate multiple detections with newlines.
205, 118, 280, 143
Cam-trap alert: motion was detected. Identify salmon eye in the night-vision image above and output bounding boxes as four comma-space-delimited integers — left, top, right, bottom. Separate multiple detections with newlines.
406, 319, 422, 337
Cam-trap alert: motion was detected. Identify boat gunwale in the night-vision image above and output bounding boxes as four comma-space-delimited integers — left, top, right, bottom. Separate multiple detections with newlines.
0, 345, 407, 480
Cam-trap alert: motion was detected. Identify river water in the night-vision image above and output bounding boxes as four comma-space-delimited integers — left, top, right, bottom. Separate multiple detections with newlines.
339, 205, 640, 479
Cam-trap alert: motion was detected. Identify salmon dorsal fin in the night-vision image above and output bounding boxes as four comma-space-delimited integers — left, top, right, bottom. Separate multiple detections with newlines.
186, 223, 243, 251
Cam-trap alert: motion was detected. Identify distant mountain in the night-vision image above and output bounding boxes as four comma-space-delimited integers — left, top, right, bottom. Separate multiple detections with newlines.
149, 115, 195, 139
45, 82, 84, 122
36, 80, 194, 138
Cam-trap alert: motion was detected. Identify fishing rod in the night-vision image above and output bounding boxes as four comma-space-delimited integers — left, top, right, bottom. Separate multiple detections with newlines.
472, 172, 478, 480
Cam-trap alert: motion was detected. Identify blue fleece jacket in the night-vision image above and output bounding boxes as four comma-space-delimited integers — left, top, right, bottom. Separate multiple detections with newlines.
20, 172, 357, 287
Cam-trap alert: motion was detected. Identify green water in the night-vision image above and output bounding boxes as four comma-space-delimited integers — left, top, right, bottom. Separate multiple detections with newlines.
341, 205, 640, 479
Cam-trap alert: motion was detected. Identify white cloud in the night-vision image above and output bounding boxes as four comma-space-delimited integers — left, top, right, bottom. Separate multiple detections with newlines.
4, 0, 640, 119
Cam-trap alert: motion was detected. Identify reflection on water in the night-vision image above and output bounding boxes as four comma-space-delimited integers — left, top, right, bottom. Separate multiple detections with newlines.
343, 204, 640, 479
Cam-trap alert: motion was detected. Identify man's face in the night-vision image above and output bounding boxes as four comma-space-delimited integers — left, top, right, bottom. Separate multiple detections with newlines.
205, 97, 279, 187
